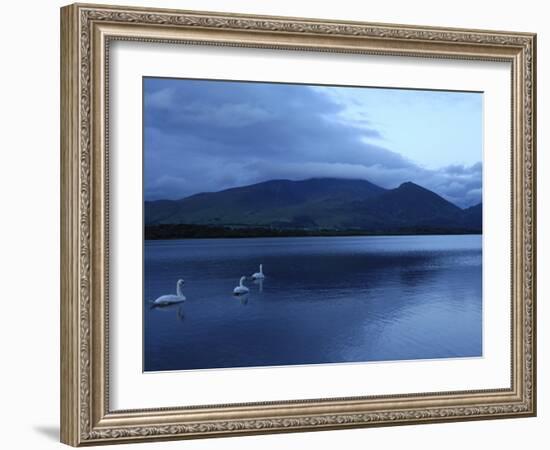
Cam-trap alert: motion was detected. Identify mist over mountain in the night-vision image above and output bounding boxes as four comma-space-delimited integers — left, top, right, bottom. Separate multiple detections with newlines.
145, 178, 482, 238
144, 78, 483, 208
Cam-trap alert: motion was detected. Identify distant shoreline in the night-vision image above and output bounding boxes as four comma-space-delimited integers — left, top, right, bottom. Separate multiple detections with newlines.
144, 224, 482, 240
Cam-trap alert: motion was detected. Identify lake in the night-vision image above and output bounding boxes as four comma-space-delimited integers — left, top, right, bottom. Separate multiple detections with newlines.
144, 235, 482, 371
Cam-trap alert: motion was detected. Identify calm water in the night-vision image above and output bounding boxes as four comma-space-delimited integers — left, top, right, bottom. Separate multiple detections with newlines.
144, 235, 482, 371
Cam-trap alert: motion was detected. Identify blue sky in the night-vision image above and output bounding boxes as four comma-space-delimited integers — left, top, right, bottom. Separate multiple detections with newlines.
144, 77, 482, 208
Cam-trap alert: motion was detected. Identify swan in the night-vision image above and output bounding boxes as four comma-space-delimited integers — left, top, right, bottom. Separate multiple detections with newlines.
251, 264, 265, 280
153, 279, 186, 305
233, 276, 249, 296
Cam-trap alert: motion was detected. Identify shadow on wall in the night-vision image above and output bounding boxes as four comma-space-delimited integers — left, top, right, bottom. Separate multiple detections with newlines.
33, 425, 59, 442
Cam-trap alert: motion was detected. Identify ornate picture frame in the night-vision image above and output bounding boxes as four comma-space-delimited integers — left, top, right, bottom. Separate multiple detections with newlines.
60, 3, 536, 446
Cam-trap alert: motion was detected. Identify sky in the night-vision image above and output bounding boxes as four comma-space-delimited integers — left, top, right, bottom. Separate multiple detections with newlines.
143, 77, 482, 208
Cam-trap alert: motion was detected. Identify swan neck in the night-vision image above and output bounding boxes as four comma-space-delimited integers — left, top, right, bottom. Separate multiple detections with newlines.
177, 282, 184, 297
240, 277, 245, 287
260, 264, 263, 274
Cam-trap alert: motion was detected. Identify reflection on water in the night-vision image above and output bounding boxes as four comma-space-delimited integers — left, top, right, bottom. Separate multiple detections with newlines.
144, 235, 482, 371
253, 278, 264, 292
238, 294, 249, 306
150, 303, 186, 322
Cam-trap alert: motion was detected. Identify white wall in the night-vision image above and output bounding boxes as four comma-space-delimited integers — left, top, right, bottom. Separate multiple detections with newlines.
0, 1, 546, 449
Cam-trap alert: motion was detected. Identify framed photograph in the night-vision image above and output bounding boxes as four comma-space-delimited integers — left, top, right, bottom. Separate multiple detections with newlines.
60, 3, 536, 446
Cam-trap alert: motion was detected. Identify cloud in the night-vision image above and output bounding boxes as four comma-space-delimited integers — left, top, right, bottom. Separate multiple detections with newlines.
418, 163, 482, 207
145, 87, 175, 109
144, 78, 482, 208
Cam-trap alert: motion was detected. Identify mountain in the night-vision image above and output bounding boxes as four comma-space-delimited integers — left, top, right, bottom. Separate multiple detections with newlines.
145, 178, 482, 236
338, 181, 465, 230
145, 178, 385, 228
462, 202, 483, 229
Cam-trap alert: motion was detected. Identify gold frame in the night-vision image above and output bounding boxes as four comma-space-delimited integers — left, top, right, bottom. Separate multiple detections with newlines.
60, 2, 537, 446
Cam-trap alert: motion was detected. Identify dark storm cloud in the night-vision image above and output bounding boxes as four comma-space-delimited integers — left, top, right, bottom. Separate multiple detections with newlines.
144, 78, 482, 208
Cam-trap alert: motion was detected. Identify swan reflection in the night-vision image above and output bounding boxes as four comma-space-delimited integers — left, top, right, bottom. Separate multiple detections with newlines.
253, 278, 264, 292
150, 303, 185, 321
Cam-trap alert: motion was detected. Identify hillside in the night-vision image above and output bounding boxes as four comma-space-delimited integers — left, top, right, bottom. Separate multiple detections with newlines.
145, 178, 482, 238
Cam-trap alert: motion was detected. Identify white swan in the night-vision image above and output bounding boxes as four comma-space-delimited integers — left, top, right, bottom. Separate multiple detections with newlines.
251, 264, 265, 280
153, 279, 186, 305
233, 276, 249, 296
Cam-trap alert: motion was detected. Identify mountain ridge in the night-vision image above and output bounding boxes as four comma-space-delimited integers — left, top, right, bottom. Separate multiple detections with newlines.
145, 177, 482, 237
